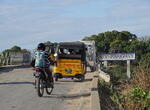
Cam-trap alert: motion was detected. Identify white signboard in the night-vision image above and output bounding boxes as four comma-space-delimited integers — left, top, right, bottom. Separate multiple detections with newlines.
99, 53, 135, 61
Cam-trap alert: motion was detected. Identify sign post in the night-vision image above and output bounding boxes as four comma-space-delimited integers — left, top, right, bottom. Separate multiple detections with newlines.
127, 60, 131, 78
99, 53, 135, 78
104, 61, 108, 68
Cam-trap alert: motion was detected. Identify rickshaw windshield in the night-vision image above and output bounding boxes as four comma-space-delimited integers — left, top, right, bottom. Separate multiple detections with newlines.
59, 48, 82, 55
57, 48, 83, 59
56, 42, 86, 60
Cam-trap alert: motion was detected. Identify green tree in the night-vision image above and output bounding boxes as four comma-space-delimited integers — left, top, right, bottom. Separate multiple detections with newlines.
2, 49, 12, 53
139, 53, 150, 69
11, 46, 21, 52
82, 30, 137, 53
145, 40, 150, 53
2, 46, 29, 54
109, 40, 126, 52
21, 49, 29, 53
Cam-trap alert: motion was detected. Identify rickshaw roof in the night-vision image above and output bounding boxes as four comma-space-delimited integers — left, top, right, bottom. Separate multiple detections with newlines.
59, 42, 85, 49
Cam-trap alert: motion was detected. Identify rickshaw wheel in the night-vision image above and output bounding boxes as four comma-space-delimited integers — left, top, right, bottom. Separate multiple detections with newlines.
79, 75, 85, 82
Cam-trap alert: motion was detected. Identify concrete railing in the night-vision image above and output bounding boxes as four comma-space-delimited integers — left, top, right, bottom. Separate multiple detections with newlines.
0, 52, 31, 66
98, 70, 110, 83
90, 70, 111, 110
91, 72, 101, 110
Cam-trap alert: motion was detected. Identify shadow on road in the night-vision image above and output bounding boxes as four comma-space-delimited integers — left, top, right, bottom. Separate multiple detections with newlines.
86, 71, 92, 73
43, 92, 91, 99
0, 65, 31, 74
0, 81, 34, 85
58, 78, 92, 83
93, 75, 99, 78
0, 68, 14, 73
91, 87, 98, 91
83, 78, 92, 82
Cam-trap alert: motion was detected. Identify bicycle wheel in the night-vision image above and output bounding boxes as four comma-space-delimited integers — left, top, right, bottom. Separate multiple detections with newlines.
45, 82, 54, 95
36, 77, 44, 97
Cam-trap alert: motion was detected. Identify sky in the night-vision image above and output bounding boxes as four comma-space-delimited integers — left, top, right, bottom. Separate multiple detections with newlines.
0, 0, 150, 51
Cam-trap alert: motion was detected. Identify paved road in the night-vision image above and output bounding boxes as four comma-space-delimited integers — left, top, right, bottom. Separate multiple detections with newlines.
0, 67, 79, 110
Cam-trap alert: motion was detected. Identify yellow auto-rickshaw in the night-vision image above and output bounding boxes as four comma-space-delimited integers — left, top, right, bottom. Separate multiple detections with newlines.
53, 42, 87, 81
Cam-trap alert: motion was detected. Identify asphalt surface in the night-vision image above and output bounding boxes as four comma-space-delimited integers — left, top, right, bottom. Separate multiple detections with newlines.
0, 67, 78, 110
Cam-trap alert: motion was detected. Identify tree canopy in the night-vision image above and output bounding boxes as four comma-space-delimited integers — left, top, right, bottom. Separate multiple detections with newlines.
83, 30, 137, 53
2, 46, 29, 54
82, 30, 150, 62
11, 46, 21, 52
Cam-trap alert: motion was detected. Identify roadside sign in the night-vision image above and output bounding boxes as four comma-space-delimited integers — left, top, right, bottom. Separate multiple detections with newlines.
99, 53, 135, 61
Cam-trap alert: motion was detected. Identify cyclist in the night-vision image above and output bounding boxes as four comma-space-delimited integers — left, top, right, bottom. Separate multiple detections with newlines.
34, 43, 54, 87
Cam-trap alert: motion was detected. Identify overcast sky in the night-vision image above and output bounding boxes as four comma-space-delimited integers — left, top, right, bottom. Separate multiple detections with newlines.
0, 0, 150, 51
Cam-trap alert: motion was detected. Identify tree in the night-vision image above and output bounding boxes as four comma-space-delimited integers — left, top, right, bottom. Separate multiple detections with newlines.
109, 40, 126, 53
21, 49, 29, 53
145, 40, 150, 53
82, 30, 137, 53
2, 49, 12, 54
11, 46, 21, 52
139, 53, 150, 70
2, 46, 29, 54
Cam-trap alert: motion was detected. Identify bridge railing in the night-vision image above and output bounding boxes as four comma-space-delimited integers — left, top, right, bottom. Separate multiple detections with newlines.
0, 52, 31, 66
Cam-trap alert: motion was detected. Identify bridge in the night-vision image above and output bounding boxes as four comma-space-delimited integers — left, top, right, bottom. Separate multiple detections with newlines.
0, 66, 100, 110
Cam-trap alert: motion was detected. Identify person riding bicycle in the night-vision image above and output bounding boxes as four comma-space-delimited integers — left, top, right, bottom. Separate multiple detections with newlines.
34, 43, 53, 87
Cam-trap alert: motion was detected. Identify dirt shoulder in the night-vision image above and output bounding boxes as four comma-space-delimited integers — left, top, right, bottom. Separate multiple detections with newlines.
64, 72, 95, 110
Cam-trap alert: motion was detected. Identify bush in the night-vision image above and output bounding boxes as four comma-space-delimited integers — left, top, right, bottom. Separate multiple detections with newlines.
139, 53, 150, 70
116, 67, 150, 110
107, 64, 127, 79
129, 86, 150, 108
104, 66, 150, 110
132, 67, 150, 91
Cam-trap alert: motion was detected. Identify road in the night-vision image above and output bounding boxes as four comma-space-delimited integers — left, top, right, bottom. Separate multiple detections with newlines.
0, 66, 86, 110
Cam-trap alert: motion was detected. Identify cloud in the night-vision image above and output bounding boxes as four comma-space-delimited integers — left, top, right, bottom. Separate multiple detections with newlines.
111, 1, 150, 18
0, 0, 150, 51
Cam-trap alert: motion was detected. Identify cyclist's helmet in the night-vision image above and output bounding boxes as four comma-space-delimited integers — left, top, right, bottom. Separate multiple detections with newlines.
37, 43, 45, 51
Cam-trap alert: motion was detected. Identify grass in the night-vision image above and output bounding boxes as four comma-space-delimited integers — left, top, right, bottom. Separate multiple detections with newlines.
98, 79, 119, 110
98, 63, 150, 110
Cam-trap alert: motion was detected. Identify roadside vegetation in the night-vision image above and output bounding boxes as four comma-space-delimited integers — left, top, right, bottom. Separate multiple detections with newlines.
83, 30, 150, 110
2, 46, 29, 54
